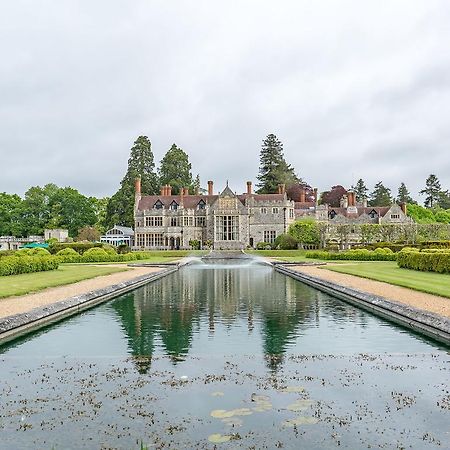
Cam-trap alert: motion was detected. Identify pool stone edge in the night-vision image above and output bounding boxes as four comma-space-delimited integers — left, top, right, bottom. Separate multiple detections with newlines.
275, 264, 450, 346
0, 266, 178, 345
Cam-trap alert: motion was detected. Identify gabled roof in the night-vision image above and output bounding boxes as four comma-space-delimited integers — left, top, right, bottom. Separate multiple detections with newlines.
112, 225, 134, 235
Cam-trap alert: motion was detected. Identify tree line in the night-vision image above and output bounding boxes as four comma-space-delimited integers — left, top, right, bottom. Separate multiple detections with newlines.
1, 133, 449, 237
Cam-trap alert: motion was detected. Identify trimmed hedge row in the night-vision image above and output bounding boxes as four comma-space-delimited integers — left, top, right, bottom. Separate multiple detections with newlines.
55, 248, 163, 263
49, 242, 103, 255
360, 240, 450, 252
397, 249, 450, 273
306, 248, 397, 261
0, 256, 59, 276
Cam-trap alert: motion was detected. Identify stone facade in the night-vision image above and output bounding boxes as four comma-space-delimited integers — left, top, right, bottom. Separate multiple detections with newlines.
44, 229, 69, 242
133, 180, 295, 250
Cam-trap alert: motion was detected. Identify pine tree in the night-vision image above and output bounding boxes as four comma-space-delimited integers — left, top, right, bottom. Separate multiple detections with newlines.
105, 136, 158, 227
368, 181, 392, 207
256, 134, 298, 193
396, 182, 415, 204
158, 144, 193, 194
420, 174, 442, 208
351, 178, 369, 203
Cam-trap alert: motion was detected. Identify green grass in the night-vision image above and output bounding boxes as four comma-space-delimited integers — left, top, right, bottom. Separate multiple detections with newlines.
323, 261, 450, 298
0, 265, 129, 299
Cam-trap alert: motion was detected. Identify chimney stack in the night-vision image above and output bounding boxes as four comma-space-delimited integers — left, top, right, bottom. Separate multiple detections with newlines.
299, 188, 306, 203
167, 185, 172, 196
246, 181, 252, 195
314, 188, 318, 206
160, 186, 165, 196
400, 202, 407, 214
208, 180, 213, 196
135, 177, 141, 195
363, 197, 368, 208
277, 184, 286, 194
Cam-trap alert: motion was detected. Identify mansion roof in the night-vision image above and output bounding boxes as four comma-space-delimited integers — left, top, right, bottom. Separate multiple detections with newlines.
136, 193, 287, 211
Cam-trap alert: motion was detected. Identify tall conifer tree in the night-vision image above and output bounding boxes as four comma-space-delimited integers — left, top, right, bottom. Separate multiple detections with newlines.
351, 178, 369, 203
158, 144, 193, 194
396, 182, 415, 204
256, 134, 298, 193
420, 174, 442, 208
106, 136, 158, 227
368, 181, 392, 207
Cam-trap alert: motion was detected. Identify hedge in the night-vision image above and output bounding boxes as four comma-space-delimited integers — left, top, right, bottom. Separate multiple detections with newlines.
306, 248, 397, 261
0, 255, 59, 276
359, 240, 450, 252
397, 248, 450, 273
49, 242, 103, 255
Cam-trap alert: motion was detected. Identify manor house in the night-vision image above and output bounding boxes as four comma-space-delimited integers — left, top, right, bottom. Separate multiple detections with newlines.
133, 179, 295, 250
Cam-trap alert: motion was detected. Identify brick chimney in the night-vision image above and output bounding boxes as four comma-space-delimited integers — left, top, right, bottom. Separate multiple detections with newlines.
313, 188, 318, 206
246, 181, 252, 195
277, 184, 286, 194
208, 180, 213, 196
134, 177, 141, 212
299, 188, 306, 203
400, 202, 407, 214
347, 191, 355, 207
166, 185, 172, 196
160, 186, 165, 196
135, 177, 141, 195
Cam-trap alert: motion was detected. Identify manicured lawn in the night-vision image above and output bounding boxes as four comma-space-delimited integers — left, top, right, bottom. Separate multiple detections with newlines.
323, 261, 450, 298
0, 265, 128, 299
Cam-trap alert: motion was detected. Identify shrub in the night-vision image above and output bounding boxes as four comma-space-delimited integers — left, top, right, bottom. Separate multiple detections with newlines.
189, 239, 201, 250
81, 248, 110, 262
49, 242, 103, 255
305, 248, 397, 261
28, 247, 52, 257
256, 242, 272, 250
274, 234, 298, 250
117, 244, 131, 254
55, 248, 82, 263
0, 255, 59, 276
397, 248, 450, 273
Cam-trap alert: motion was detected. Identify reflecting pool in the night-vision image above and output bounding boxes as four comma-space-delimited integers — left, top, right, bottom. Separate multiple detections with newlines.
0, 262, 448, 449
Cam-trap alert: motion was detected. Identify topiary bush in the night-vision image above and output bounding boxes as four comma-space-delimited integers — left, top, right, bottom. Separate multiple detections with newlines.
55, 247, 82, 263
0, 255, 59, 276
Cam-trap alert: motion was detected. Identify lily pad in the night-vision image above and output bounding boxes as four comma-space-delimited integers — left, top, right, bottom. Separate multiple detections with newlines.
211, 391, 225, 397
286, 399, 314, 412
278, 386, 305, 393
211, 408, 253, 419
208, 433, 232, 443
282, 416, 318, 427
222, 417, 243, 427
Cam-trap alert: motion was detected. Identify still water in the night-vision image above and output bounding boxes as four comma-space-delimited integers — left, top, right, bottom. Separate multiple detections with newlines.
0, 262, 448, 449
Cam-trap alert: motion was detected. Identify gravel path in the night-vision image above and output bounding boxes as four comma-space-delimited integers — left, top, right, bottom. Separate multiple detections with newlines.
0, 265, 163, 319
290, 264, 450, 318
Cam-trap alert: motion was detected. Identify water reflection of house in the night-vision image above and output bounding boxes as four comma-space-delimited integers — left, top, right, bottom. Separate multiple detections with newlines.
111, 266, 324, 373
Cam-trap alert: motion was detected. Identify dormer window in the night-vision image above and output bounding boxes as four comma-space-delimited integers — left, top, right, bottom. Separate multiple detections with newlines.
169, 200, 179, 210
369, 209, 378, 219
154, 200, 164, 210
197, 199, 206, 210
329, 210, 337, 219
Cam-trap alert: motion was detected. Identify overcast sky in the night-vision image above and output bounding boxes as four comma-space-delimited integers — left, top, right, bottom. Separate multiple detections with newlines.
1, 1, 449, 201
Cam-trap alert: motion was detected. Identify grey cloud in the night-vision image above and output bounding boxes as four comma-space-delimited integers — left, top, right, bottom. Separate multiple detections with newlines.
1, 0, 449, 203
